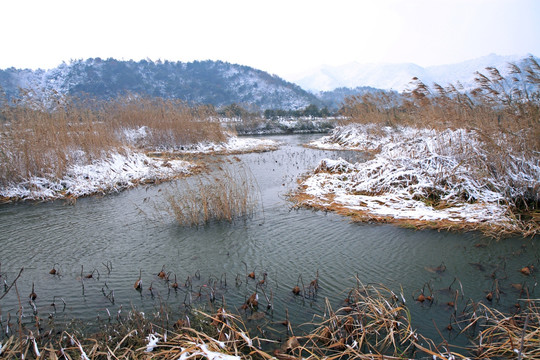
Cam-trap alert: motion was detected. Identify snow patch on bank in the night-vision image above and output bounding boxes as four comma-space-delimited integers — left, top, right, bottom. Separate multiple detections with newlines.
1, 134, 279, 202
183, 136, 279, 154
0, 150, 194, 202
299, 124, 539, 230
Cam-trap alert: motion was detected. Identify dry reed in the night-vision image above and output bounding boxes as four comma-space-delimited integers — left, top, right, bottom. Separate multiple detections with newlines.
304, 282, 419, 358
0, 92, 227, 190
0, 306, 268, 359
106, 95, 226, 150
161, 164, 259, 226
0, 92, 119, 186
337, 57, 540, 235
340, 57, 539, 155
1, 282, 538, 359
463, 301, 540, 359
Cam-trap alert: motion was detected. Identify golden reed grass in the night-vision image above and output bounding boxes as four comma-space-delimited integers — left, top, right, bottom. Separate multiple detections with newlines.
161, 164, 259, 226
338, 57, 539, 235
339, 58, 539, 150
0, 92, 227, 188
104, 96, 226, 149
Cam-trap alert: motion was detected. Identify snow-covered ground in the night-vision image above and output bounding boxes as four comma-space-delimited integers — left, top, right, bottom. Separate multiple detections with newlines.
174, 135, 279, 154
296, 124, 539, 234
0, 135, 278, 203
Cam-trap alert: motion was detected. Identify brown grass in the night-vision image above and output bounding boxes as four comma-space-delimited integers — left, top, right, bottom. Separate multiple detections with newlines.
0, 305, 269, 360
0, 281, 538, 359
340, 57, 540, 141
160, 164, 259, 226
340, 58, 540, 153
332, 57, 540, 235
0, 92, 227, 188
106, 95, 226, 149
340, 57, 539, 143
0, 93, 119, 186
468, 302, 540, 359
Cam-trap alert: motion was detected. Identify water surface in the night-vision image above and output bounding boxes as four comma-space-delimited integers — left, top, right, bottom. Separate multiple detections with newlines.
0, 133, 538, 347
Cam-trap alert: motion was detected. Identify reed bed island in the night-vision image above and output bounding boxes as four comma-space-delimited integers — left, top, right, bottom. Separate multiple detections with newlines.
292, 58, 539, 237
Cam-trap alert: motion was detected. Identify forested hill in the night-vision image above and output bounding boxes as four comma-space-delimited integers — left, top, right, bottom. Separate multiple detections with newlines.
0, 58, 322, 110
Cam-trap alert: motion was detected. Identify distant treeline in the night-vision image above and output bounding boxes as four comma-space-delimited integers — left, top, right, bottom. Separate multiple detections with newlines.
218, 103, 334, 119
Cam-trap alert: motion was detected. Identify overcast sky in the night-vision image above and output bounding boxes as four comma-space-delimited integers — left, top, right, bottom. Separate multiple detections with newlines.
2, 0, 539, 77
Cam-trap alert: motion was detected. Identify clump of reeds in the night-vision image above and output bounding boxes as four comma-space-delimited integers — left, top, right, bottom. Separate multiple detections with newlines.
161, 164, 259, 226
0, 90, 120, 187
464, 301, 540, 359
340, 56, 539, 139
340, 56, 539, 150
0, 91, 228, 192
106, 95, 227, 150
302, 282, 422, 359
0, 306, 268, 359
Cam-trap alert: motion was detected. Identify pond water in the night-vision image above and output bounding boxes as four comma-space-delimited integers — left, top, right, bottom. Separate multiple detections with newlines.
0, 133, 538, 349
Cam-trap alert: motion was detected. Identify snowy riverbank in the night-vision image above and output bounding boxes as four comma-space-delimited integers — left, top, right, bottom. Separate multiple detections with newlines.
0, 135, 278, 203
294, 124, 539, 236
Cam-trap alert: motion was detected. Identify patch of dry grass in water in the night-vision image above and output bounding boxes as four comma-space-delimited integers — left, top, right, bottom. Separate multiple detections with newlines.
161, 164, 259, 226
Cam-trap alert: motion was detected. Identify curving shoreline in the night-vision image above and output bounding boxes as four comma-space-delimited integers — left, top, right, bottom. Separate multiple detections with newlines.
292, 124, 539, 237
0, 136, 279, 204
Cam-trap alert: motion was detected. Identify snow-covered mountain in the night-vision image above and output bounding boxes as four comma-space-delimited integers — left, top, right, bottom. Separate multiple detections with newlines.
0, 58, 321, 110
285, 54, 537, 92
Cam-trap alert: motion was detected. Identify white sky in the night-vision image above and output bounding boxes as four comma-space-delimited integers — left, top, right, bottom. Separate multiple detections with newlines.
1, 0, 539, 77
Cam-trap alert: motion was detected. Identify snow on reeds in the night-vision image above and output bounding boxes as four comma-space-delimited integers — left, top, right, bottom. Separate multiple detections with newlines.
0, 95, 278, 203
295, 58, 540, 236
150, 134, 279, 155
0, 150, 195, 202
296, 123, 539, 236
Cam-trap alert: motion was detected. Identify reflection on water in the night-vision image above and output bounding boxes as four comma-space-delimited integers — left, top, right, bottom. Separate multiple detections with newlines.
0, 133, 538, 345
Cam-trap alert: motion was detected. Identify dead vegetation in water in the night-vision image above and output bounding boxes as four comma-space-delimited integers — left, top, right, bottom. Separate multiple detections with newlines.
463, 301, 540, 359
1, 268, 539, 360
159, 164, 260, 226
303, 283, 419, 358
3, 286, 537, 359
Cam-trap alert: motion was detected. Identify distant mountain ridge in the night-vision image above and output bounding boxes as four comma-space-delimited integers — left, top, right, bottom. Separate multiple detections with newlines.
0, 58, 321, 110
2, 54, 537, 111
286, 54, 539, 92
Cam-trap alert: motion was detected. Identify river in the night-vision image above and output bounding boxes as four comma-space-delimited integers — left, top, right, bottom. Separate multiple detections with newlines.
0, 133, 538, 348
